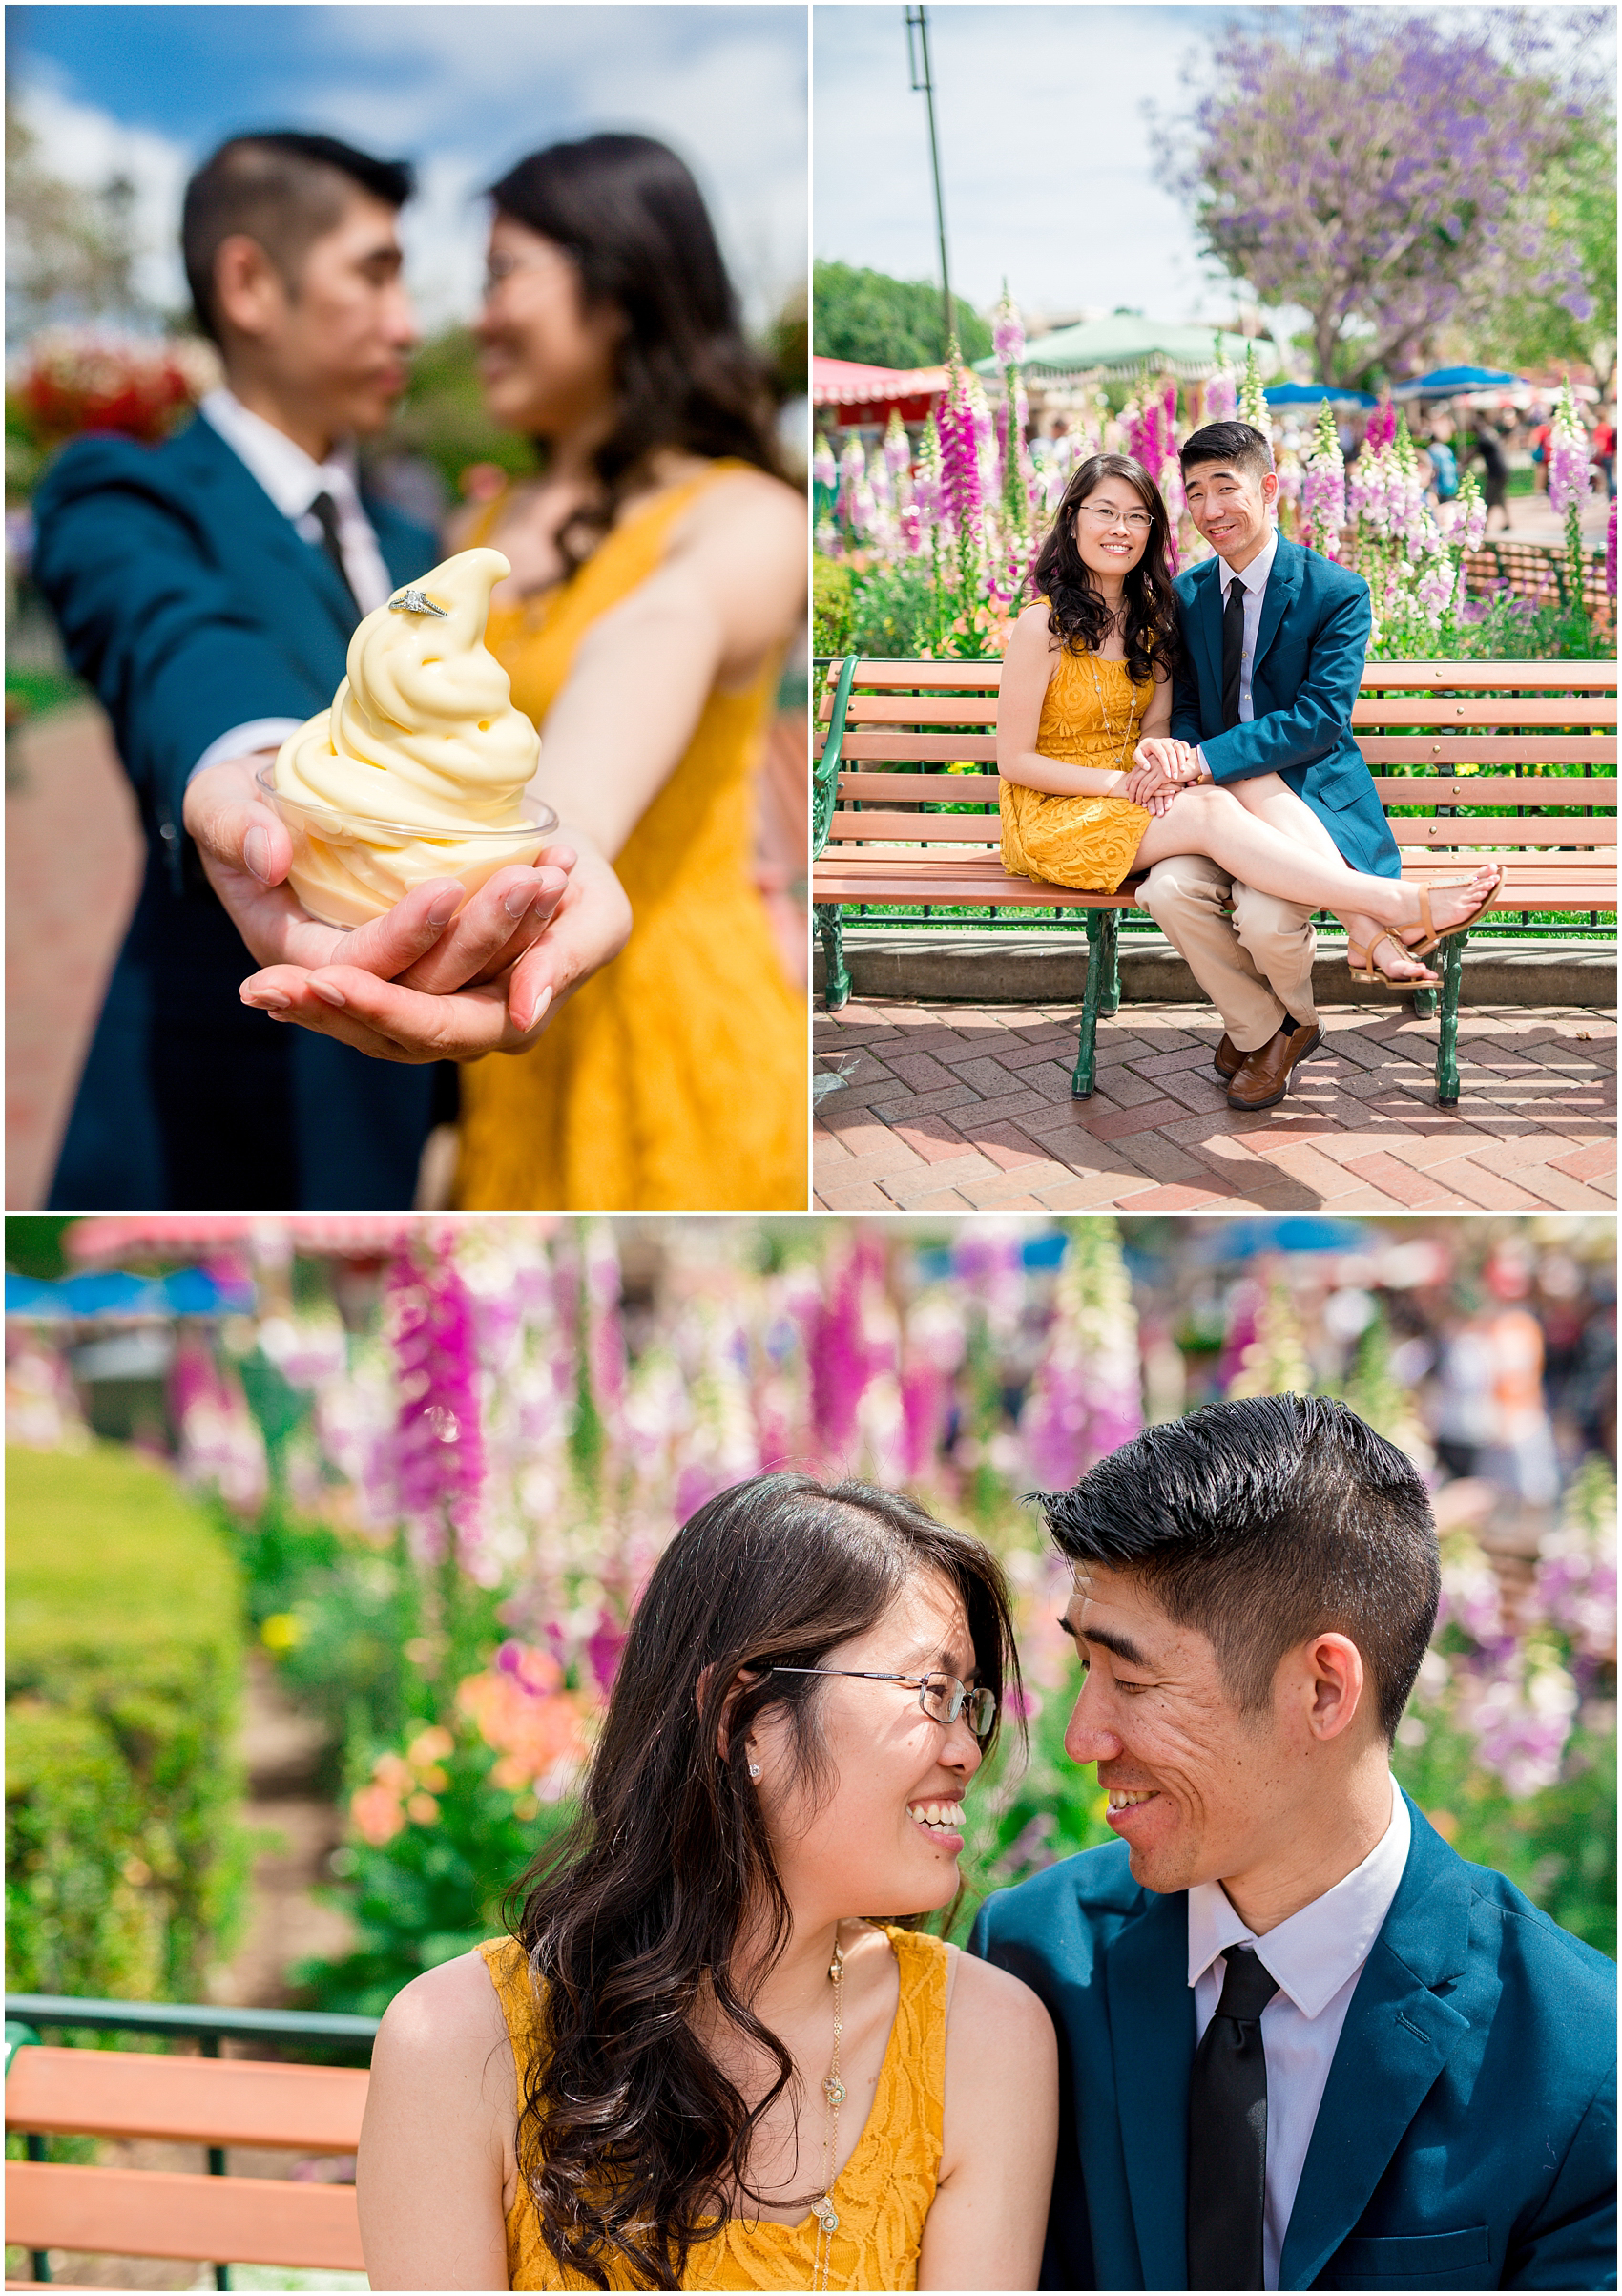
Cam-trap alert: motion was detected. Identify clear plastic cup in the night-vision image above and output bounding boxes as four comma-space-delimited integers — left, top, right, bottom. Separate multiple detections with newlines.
256, 763, 559, 930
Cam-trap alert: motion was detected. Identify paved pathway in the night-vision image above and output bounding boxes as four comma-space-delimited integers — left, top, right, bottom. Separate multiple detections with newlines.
814, 998, 1615, 1214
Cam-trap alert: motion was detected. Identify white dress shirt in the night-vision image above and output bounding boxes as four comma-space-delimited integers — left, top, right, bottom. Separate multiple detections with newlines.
188, 389, 396, 783
1187, 1779, 1411, 2290
1194, 528, 1279, 777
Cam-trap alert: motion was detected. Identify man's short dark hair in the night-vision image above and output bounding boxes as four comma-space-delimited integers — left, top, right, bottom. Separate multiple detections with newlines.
181, 132, 415, 344
1033, 1394, 1439, 1740
1179, 419, 1275, 482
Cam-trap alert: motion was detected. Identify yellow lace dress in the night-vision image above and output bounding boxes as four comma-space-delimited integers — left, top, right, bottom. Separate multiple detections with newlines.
454, 465, 807, 1211
478, 1926, 949, 2291
999, 646, 1154, 892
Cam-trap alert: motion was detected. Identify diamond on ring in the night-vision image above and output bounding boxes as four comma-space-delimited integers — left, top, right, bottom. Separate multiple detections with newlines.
389, 587, 448, 617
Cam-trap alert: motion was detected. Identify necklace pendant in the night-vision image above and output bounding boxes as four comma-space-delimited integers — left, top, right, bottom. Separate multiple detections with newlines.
822, 2076, 846, 2107
812, 2199, 839, 2235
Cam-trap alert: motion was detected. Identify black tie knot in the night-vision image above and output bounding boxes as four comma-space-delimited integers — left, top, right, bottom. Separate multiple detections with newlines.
1215, 1945, 1279, 2022
1228, 576, 1244, 609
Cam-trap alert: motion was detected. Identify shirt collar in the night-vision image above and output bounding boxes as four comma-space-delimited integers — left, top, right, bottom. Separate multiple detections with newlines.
1187, 1779, 1410, 2019
199, 387, 360, 520
1216, 528, 1279, 596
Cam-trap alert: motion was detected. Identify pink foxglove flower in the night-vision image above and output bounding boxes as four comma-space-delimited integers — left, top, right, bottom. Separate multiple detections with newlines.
1300, 399, 1346, 558
1608, 498, 1617, 600
883, 407, 911, 477
387, 1245, 488, 1575
812, 436, 837, 491
1204, 342, 1237, 425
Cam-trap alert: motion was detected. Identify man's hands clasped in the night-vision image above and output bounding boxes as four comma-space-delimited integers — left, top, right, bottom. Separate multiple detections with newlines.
183, 752, 632, 1063
1122, 737, 1206, 812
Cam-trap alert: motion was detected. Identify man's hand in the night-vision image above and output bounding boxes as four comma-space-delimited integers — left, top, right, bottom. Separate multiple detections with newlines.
184, 751, 574, 995
1125, 738, 1204, 809
236, 831, 634, 1065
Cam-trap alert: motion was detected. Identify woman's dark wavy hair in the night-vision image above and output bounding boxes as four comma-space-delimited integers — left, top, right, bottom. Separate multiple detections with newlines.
503, 1472, 1021, 2290
487, 134, 784, 577
1030, 451, 1182, 686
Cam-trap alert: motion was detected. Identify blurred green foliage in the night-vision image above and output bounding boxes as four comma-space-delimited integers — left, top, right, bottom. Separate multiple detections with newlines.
5, 1443, 249, 2000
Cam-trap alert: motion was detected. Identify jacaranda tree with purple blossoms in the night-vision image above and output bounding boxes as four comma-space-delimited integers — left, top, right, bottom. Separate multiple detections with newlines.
1186, 10, 1593, 388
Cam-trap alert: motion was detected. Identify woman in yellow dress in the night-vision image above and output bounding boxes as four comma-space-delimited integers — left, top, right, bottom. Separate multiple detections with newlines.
356, 1476, 1057, 2291
998, 454, 1500, 966
449, 136, 807, 1210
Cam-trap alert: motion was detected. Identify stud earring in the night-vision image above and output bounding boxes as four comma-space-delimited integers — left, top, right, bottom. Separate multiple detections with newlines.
748, 1763, 761, 1780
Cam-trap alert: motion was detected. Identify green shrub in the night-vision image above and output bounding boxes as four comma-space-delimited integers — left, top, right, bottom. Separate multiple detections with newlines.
6, 1444, 249, 2001
812, 555, 853, 657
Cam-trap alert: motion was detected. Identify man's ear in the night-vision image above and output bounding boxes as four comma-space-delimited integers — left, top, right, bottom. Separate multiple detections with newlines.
213, 234, 289, 344
1300, 1632, 1367, 1743
1260, 468, 1280, 508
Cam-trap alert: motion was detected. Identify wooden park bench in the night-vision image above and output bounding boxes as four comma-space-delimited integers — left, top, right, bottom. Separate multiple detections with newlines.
812, 656, 1616, 1104
5, 1995, 377, 2290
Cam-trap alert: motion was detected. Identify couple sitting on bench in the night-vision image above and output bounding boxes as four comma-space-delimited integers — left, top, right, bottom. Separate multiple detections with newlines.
997, 421, 1501, 1112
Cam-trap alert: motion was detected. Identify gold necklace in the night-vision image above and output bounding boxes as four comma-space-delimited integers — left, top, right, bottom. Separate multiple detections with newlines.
807, 1934, 844, 2292
1087, 648, 1139, 778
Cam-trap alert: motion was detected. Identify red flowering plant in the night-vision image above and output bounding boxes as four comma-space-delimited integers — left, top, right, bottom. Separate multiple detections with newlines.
11, 328, 219, 448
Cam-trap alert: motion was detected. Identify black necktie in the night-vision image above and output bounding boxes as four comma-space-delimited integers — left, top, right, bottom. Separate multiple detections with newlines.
308, 490, 360, 616
1187, 1946, 1280, 2290
1220, 574, 1246, 729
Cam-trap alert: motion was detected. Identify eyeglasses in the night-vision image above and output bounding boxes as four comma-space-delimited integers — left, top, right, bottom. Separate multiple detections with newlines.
768, 1666, 997, 1741
1076, 504, 1153, 532
480, 247, 572, 302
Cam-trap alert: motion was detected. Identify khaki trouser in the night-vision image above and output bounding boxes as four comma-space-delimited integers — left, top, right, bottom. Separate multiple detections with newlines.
1139, 855, 1317, 1053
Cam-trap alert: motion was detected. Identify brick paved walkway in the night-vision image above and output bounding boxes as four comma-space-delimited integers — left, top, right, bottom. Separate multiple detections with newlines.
814, 999, 1616, 1214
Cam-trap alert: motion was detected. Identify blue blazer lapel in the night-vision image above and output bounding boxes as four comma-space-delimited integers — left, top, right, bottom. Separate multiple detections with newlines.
1190, 557, 1222, 716
1252, 532, 1303, 679
1108, 1889, 1196, 2290
1278, 1804, 1474, 2290
173, 417, 359, 648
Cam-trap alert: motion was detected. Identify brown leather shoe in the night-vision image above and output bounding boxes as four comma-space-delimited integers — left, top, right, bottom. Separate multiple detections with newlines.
1214, 1033, 1244, 1079
1226, 1021, 1323, 1111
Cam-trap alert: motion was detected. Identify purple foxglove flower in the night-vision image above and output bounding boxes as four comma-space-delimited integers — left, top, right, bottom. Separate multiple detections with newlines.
387, 1245, 488, 1574
1023, 1220, 1143, 1491
1608, 498, 1617, 599
812, 436, 837, 491
1548, 380, 1590, 520
937, 356, 984, 549
883, 408, 911, 477
1204, 342, 1237, 426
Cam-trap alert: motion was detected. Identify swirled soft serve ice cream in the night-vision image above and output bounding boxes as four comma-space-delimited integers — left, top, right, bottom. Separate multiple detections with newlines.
272, 548, 548, 927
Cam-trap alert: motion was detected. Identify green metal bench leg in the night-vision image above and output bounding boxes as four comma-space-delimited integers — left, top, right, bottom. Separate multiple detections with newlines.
1073, 909, 1118, 1097
1412, 985, 1439, 1019
815, 904, 851, 1012
1434, 932, 1466, 1104
1101, 910, 1122, 1016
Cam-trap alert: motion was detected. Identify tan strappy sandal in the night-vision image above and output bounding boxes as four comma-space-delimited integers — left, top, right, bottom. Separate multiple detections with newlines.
1347, 931, 1440, 988
1402, 865, 1505, 959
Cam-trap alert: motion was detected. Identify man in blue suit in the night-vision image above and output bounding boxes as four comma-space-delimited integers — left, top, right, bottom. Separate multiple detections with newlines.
971, 1396, 1615, 2291
32, 131, 601, 1209
1131, 422, 1427, 1113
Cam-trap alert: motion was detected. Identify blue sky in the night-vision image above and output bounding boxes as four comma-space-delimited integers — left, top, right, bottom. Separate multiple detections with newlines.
813, 4, 1610, 338
8, 4, 808, 328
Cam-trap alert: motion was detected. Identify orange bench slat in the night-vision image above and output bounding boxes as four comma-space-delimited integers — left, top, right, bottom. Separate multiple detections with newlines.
1351, 698, 1616, 727
832, 772, 1616, 809
5, 2160, 364, 2271
5, 2045, 367, 2153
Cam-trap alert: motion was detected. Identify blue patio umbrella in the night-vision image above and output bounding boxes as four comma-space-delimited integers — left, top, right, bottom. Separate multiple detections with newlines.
4, 1266, 248, 1319
1391, 366, 1528, 400
1264, 384, 1379, 409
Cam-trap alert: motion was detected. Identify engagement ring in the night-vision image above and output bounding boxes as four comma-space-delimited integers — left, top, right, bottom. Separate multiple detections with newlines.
388, 587, 448, 618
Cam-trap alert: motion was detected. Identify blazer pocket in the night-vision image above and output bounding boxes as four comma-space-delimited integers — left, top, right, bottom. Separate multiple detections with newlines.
1324, 2224, 1490, 2286
1310, 760, 1372, 811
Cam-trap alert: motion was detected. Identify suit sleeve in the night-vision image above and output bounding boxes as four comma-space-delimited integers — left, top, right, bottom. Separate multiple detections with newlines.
31, 439, 318, 851
1503, 2072, 1617, 2289
1197, 572, 1371, 786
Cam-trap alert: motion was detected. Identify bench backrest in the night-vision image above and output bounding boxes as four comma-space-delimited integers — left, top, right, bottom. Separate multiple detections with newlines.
6, 2044, 368, 2273
817, 658, 1618, 858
